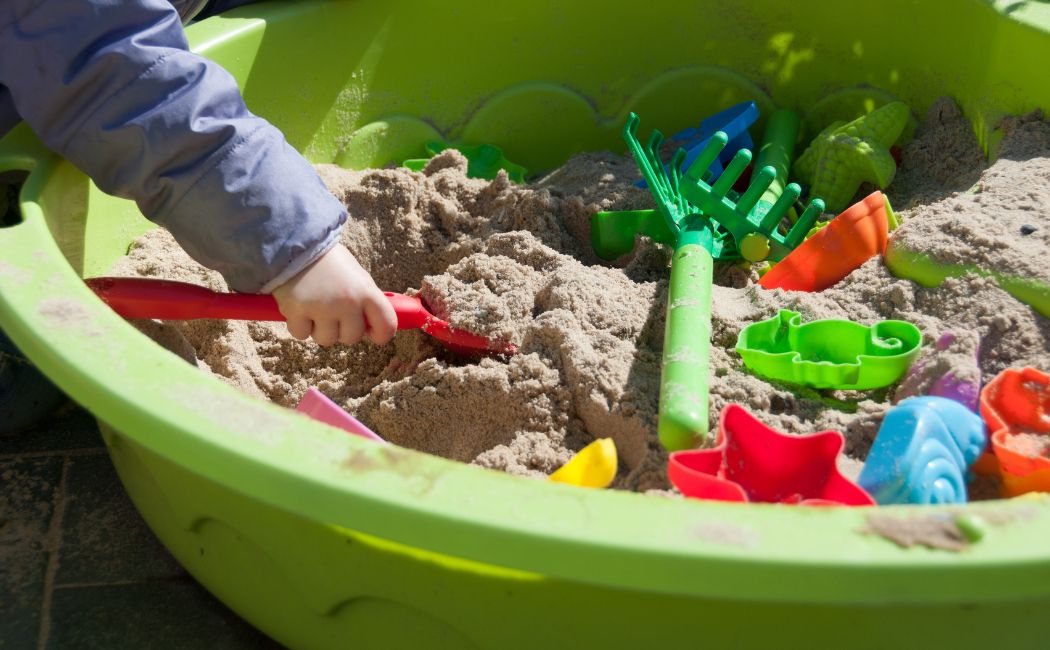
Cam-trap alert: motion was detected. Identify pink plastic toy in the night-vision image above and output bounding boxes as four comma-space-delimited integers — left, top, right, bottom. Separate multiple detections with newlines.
667, 404, 874, 506
295, 388, 386, 443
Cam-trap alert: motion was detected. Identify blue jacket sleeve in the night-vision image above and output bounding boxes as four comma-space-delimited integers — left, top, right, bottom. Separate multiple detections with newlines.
0, 0, 347, 293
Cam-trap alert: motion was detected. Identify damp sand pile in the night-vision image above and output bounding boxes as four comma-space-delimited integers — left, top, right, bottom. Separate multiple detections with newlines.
111, 98, 1050, 495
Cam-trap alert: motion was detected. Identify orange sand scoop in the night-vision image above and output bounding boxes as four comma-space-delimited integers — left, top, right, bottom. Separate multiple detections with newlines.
759, 191, 890, 292
978, 367, 1050, 494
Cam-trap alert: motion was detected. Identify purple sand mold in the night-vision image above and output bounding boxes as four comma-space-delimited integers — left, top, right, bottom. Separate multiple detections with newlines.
905, 332, 981, 412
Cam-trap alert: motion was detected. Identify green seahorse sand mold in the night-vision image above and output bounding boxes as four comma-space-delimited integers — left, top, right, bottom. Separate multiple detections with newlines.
794, 101, 911, 212
736, 309, 922, 390
404, 141, 528, 183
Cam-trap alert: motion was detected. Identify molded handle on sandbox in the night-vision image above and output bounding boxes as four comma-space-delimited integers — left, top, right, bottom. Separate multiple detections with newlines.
658, 241, 713, 451
0, 124, 54, 177
84, 277, 432, 330
0, 125, 55, 239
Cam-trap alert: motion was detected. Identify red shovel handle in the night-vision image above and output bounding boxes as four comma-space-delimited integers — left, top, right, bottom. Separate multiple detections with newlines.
84, 277, 431, 330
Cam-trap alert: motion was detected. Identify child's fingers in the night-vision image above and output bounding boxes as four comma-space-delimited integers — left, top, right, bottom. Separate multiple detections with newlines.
311, 319, 340, 347
338, 308, 367, 346
363, 293, 397, 345
286, 316, 313, 341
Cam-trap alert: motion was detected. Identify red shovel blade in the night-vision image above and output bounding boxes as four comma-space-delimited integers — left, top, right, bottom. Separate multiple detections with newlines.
85, 277, 516, 356
383, 291, 518, 356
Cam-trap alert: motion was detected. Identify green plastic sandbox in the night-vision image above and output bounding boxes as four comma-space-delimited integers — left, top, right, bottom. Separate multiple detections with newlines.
2, 2, 1050, 648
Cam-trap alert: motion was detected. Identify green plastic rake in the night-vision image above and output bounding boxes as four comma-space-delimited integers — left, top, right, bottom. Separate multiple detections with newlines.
615, 109, 823, 450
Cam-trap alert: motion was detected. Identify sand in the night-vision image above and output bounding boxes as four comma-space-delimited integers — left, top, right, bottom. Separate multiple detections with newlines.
891, 104, 1050, 295
110, 97, 1050, 497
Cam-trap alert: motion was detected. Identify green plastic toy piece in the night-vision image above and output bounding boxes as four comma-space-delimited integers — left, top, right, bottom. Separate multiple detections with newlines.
622, 113, 736, 451
886, 243, 1050, 320
589, 208, 676, 259
793, 101, 911, 213
592, 111, 815, 264
677, 116, 825, 264
404, 141, 528, 183
885, 194, 901, 231
752, 110, 802, 225
619, 110, 829, 450
801, 88, 919, 146
623, 116, 735, 258
736, 310, 922, 390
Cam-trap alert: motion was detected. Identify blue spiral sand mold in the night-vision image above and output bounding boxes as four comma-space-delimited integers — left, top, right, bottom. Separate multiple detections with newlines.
858, 396, 988, 505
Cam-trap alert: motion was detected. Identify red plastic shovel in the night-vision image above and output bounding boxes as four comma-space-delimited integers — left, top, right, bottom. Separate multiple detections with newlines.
85, 277, 517, 356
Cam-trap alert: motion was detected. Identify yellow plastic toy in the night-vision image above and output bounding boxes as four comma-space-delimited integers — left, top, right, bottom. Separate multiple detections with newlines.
549, 438, 618, 488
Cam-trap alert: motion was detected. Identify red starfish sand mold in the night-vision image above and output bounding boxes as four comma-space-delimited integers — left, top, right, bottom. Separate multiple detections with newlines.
667, 404, 875, 506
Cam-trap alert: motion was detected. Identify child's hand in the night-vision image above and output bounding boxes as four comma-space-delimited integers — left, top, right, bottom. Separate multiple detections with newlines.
272, 246, 398, 347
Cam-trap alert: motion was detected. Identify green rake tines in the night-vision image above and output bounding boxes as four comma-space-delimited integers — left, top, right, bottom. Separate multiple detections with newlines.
678, 112, 825, 263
